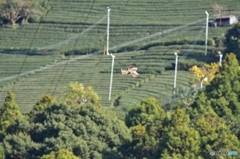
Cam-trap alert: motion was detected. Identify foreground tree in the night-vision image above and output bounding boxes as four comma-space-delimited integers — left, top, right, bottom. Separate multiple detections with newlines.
40, 149, 79, 159
32, 94, 55, 112
190, 53, 240, 138
205, 54, 240, 119
194, 113, 240, 158
160, 108, 201, 159
189, 62, 219, 88
62, 82, 101, 108
124, 97, 166, 158
3, 103, 131, 159
0, 145, 5, 159
0, 91, 23, 134
224, 22, 240, 59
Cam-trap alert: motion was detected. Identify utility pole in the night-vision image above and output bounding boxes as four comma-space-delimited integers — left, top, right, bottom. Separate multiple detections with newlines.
200, 76, 208, 89
109, 54, 115, 100
106, 6, 111, 55
205, 11, 209, 56
173, 52, 178, 97
218, 51, 223, 67
106, 6, 114, 100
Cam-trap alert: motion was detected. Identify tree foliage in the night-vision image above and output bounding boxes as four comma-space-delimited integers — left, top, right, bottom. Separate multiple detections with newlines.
0, 90, 23, 133
0, 0, 50, 27
189, 62, 219, 87
205, 53, 240, 118
32, 94, 55, 112
0, 145, 5, 159
124, 97, 166, 158
40, 149, 80, 159
194, 113, 240, 158
224, 22, 240, 59
1, 65, 240, 159
190, 53, 240, 139
3, 103, 131, 159
160, 108, 201, 159
62, 82, 101, 108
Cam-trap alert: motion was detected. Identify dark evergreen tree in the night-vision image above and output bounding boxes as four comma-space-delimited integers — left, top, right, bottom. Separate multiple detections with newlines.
3, 103, 131, 159
124, 97, 166, 159
224, 22, 240, 59
40, 149, 80, 159
160, 108, 201, 159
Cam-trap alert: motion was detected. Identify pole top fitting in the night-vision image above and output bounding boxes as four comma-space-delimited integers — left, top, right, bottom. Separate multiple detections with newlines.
106, 6, 111, 11
174, 52, 178, 56
205, 11, 209, 15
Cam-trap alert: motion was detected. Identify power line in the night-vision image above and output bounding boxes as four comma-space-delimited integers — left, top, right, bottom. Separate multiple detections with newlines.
0, 17, 208, 108
12, 0, 51, 91
179, 24, 206, 60
49, 0, 97, 100
0, 17, 206, 84
46, 0, 100, 94
85, 0, 131, 88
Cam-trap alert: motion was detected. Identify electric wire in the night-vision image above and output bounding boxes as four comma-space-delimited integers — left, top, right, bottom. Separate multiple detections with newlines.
84, 0, 131, 88
46, 0, 93, 94
0, 7, 215, 108
11, 0, 51, 91
159, 22, 219, 107
179, 24, 206, 60
49, 0, 97, 102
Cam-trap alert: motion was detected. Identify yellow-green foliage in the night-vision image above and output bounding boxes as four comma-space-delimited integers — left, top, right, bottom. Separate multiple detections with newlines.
63, 82, 101, 108
131, 124, 146, 138
41, 149, 80, 159
0, 90, 23, 132
189, 62, 219, 87
33, 94, 55, 111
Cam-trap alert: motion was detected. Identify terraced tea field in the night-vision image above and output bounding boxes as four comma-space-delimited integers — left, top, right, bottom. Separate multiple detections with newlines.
0, 0, 238, 53
0, 0, 239, 112
0, 43, 221, 113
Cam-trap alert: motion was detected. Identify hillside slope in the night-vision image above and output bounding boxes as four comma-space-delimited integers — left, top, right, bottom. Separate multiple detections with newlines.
0, 0, 239, 112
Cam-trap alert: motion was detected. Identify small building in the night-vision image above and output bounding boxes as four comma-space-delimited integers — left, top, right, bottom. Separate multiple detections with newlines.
214, 15, 238, 26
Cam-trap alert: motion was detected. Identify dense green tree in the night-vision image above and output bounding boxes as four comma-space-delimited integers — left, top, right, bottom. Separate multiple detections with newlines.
32, 94, 55, 112
224, 22, 240, 59
124, 97, 166, 159
0, 144, 5, 159
160, 108, 201, 159
40, 149, 80, 159
61, 82, 101, 108
194, 113, 240, 159
189, 53, 240, 138
3, 103, 131, 159
208, 53, 240, 117
0, 91, 23, 134
206, 53, 240, 137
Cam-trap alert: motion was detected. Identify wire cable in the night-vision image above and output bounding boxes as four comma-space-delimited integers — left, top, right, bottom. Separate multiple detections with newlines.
85, 0, 131, 87
12, 0, 51, 91
46, 0, 93, 94
49, 0, 97, 101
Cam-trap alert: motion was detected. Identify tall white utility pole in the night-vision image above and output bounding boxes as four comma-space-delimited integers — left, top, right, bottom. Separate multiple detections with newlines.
200, 76, 208, 89
109, 54, 115, 100
106, 6, 111, 55
106, 6, 115, 100
173, 52, 178, 96
218, 51, 223, 67
205, 11, 209, 56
